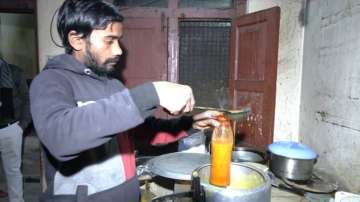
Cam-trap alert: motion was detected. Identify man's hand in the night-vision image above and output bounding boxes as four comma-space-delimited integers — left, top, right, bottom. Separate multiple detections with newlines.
192, 110, 223, 131
153, 81, 195, 115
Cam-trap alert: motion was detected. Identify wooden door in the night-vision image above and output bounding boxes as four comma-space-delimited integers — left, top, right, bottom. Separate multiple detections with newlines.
116, 17, 178, 155
229, 7, 280, 150
117, 17, 167, 88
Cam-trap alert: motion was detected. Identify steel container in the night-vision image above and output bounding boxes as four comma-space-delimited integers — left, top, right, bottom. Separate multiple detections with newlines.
194, 163, 271, 202
268, 152, 316, 181
232, 147, 266, 164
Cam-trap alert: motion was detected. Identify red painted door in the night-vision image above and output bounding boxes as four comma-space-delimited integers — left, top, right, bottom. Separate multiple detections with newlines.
117, 17, 176, 155
229, 7, 280, 150
119, 17, 167, 88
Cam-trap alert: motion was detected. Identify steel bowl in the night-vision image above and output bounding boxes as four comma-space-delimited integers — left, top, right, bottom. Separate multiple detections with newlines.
232, 147, 266, 164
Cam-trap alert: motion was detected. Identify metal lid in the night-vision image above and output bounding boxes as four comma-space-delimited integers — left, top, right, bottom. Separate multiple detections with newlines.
147, 152, 210, 181
268, 141, 317, 160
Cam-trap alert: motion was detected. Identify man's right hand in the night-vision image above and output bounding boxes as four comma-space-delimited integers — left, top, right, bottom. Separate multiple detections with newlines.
153, 81, 195, 115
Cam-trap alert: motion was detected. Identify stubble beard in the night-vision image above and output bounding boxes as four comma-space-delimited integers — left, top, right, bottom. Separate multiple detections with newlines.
84, 41, 115, 77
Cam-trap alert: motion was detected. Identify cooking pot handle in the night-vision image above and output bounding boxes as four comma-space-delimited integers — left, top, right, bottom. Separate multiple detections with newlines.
192, 171, 206, 202
191, 171, 205, 202
265, 150, 271, 162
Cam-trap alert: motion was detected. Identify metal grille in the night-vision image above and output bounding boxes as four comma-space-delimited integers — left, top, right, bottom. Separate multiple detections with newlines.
179, 20, 231, 108
179, 0, 233, 9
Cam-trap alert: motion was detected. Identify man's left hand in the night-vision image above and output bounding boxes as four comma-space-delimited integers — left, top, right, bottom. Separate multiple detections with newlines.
192, 110, 222, 131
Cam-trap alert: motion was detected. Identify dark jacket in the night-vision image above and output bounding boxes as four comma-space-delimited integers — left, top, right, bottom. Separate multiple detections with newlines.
0, 59, 31, 129
30, 54, 159, 201
30, 54, 193, 202
10, 64, 31, 129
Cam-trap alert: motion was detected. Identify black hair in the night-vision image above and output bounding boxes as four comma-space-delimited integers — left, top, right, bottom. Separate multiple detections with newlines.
57, 0, 124, 54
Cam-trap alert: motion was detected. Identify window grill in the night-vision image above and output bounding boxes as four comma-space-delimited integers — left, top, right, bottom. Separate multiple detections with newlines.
179, 20, 231, 108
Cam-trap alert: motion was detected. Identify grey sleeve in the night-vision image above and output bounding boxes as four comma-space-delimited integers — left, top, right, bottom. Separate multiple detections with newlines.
130, 83, 159, 119
30, 72, 158, 161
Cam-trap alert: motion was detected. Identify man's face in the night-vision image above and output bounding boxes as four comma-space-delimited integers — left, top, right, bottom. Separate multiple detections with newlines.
83, 22, 123, 76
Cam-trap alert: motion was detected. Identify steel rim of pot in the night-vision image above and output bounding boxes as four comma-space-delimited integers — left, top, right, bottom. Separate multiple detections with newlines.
193, 163, 272, 195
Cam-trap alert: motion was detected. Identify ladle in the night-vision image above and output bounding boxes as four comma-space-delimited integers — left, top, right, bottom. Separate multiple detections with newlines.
194, 106, 251, 121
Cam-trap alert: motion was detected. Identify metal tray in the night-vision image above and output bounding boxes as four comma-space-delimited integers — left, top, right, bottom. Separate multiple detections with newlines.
146, 152, 210, 181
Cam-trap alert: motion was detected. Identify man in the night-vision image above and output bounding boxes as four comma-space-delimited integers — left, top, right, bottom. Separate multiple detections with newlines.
0, 58, 31, 202
30, 0, 220, 201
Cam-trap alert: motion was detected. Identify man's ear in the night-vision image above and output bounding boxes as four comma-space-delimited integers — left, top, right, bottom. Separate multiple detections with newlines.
68, 30, 85, 52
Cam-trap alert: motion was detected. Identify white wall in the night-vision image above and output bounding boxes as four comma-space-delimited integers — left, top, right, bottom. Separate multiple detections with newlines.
37, 0, 64, 70
300, 0, 360, 192
247, 0, 305, 141
0, 13, 37, 78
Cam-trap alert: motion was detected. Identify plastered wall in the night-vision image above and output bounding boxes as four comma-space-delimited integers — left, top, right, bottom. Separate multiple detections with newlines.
37, 0, 64, 70
300, 0, 360, 192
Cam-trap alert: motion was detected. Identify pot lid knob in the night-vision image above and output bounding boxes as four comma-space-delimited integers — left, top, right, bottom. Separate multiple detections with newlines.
268, 141, 317, 160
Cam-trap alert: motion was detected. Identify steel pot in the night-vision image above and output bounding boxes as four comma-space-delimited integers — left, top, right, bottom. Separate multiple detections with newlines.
268, 141, 318, 181
268, 152, 316, 181
151, 163, 271, 202
194, 163, 271, 202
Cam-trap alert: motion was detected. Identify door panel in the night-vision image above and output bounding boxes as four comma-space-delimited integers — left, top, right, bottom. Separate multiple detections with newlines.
119, 17, 167, 88
116, 17, 174, 155
229, 7, 280, 150
236, 22, 267, 81
234, 91, 264, 147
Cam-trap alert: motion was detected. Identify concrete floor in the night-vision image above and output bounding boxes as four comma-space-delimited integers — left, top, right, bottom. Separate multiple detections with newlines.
0, 135, 309, 202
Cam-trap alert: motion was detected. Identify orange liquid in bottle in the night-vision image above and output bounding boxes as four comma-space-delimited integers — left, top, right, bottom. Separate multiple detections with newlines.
210, 116, 233, 187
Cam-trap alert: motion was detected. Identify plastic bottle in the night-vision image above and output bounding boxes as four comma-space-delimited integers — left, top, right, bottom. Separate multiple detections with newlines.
210, 115, 234, 187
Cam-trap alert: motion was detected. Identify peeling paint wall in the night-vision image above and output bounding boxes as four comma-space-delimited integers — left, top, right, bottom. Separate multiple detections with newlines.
37, 0, 64, 70
247, 0, 305, 141
300, 0, 360, 192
